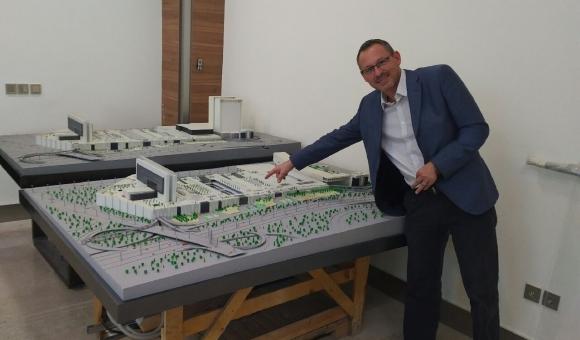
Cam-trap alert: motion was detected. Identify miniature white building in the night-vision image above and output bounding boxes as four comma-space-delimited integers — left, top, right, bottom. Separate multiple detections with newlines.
210, 96, 241, 135
208, 96, 253, 139
36, 116, 221, 152
273, 152, 370, 187
68, 114, 93, 143
96, 158, 329, 219
134, 157, 177, 202
36, 114, 94, 150
36, 97, 254, 152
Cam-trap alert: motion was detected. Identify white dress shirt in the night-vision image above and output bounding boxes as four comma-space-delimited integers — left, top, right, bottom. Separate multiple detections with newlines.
380, 70, 425, 186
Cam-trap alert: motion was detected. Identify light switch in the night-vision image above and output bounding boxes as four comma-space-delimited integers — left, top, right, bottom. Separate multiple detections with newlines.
30, 83, 42, 95
17, 84, 29, 94
6, 84, 17, 95
523, 283, 541, 303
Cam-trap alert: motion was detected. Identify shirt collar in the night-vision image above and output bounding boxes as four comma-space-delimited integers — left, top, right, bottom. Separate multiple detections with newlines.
381, 69, 407, 109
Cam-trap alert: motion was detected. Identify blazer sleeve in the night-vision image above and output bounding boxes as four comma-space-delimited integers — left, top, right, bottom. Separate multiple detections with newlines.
290, 108, 363, 170
430, 65, 490, 178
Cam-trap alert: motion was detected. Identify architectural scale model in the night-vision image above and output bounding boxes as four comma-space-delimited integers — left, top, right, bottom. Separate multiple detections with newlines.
1, 131, 297, 172
0, 96, 299, 188
96, 158, 326, 219
36, 97, 251, 153
22, 154, 403, 300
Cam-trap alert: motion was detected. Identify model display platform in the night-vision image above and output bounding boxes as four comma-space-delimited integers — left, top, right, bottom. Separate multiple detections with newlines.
21, 157, 403, 302
0, 131, 299, 187
0, 100, 297, 187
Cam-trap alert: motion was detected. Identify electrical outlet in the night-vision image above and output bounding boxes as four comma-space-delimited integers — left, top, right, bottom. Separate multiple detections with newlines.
542, 290, 560, 311
30, 83, 42, 95
17, 84, 29, 94
5, 84, 17, 95
523, 283, 541, 303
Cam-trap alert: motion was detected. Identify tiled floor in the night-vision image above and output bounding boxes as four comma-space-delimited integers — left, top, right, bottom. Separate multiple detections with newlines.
0, 220, 470, 339
0, 220, 93, 339
331, 286, 470, 340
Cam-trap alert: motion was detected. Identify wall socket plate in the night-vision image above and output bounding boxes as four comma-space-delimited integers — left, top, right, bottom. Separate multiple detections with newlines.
5, 84, 17, 95
30, 83, 42, 95
542, 291, 560, 311
17, 84, 29, 94
523, 283, 542, 303
5, 83, 41, 95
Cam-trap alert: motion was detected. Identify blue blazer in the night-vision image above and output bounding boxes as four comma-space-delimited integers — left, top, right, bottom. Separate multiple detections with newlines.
291, 64, 498, 216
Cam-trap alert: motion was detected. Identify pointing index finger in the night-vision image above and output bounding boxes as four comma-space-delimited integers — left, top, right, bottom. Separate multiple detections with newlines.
265, 167, 277, 179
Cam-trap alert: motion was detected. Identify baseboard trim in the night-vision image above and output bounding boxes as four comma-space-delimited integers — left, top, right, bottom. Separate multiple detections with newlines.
368, 266, 526, 340
0, 204, 30, 223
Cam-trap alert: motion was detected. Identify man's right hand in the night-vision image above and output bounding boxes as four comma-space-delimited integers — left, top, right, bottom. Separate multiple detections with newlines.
265, 160, 295, 183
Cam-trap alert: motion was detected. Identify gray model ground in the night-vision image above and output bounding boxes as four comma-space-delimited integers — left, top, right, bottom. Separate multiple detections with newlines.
23, 162, 403, 301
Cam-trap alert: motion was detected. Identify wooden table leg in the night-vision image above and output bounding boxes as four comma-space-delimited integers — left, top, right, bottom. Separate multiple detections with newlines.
309, 268, 355, 317
351, 256, 370, 334
163, 306, 184, 340
181, 270, 354, 337
92, 296, 105, 339
139, 314, 162, 332
202, 286, 253, 340
93, 296, 103, 324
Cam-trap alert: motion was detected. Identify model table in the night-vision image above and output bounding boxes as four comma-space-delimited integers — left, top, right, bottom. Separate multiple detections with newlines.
1, 132, 300, 287
19, 174, 405, 338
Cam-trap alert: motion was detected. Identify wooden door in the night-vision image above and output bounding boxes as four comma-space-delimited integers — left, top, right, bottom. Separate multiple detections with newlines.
161, 0, 181, 126
162, 0, 224, 125
188, 0, 225, 123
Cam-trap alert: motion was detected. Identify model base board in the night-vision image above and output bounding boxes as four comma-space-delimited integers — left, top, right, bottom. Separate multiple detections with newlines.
23, 163, 403, 300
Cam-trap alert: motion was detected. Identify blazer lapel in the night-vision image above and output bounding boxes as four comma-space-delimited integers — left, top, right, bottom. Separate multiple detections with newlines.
366, 91, 384, 177
405, 69, 422, 136
371, 91, 384, 149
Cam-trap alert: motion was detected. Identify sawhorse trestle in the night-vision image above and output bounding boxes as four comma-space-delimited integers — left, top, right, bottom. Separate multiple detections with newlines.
93, 256, 371, 340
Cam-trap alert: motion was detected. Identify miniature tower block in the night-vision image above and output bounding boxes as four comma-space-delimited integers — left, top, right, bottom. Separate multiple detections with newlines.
135, 157, 177, 202
210, 96, 244, 138
67, 114, 93, 142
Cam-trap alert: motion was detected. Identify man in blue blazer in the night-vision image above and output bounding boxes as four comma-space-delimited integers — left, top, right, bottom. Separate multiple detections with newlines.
267, 39, 499, 340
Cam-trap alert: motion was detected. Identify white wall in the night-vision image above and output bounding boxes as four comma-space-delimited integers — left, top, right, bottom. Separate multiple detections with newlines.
0, 0, 161, 204
222, 0, 580, 339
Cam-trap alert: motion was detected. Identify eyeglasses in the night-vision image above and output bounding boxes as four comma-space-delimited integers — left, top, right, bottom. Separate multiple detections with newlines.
360, 56, 391, 76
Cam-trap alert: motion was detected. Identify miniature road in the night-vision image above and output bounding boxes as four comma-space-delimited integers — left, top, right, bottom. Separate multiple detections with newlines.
81, 193, 381, 274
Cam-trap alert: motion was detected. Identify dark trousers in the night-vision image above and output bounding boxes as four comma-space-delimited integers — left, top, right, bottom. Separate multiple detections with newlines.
402, 188, 499, 340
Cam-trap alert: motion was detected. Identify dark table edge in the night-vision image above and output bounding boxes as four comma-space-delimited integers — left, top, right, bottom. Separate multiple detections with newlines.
0, 147, 23, 186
